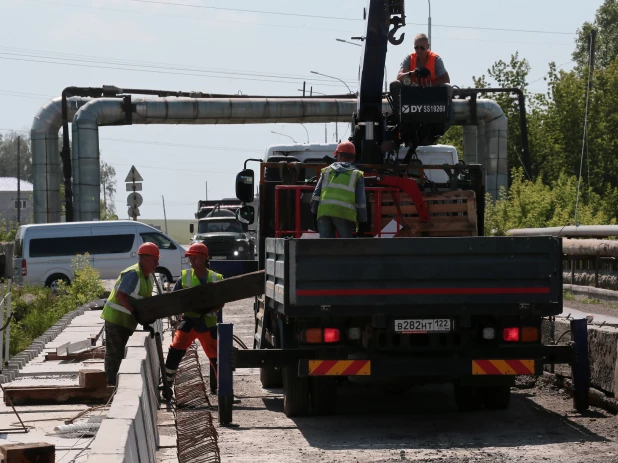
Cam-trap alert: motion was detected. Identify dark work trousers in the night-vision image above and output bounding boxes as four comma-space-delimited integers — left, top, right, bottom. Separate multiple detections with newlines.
104, 321, 134, 386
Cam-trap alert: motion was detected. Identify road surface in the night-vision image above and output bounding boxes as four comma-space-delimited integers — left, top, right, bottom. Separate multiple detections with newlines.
192, 298, 618, 463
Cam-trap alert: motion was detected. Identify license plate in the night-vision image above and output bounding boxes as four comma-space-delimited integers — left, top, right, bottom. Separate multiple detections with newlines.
210, 256, 227, 260
394, 319, 452, 333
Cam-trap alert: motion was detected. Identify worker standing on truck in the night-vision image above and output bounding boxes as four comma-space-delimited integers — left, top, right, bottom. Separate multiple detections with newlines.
164, 243, 223, 394
311, 140, 369, 238
101, 242, 159, 386
390, 33, 452, 123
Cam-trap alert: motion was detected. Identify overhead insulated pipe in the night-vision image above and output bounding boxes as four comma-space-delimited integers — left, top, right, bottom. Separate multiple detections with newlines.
31, 96, 93, 223
72, 97, 359, 221
71, 96, 508, 221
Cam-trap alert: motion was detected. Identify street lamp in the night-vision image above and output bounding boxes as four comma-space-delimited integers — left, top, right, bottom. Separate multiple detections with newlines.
335, 39, 388, 92
299, 124, 310, 144
310, 70, 353, 95
270, 131, 297, 143
428, 0, 432, 49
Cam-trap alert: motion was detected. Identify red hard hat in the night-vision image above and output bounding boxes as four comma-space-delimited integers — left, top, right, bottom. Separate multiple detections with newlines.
185, 242, 209, 259
334, 141, 356, 156
138, 242, 159, 257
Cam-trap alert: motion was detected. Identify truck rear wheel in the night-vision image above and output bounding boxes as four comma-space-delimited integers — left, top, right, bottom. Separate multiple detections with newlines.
260, 366, 282, 388
482, 386, 511, 410
310, 378, 337, 415
282, 367, 310, 417
453, 383, 483, 412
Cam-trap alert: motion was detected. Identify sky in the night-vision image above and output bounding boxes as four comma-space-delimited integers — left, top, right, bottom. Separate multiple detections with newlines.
0, 0, 604, 220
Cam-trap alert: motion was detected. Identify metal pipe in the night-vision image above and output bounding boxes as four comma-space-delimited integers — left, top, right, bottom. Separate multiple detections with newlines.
67, 96, 507, 221
31, 96, 93, 223
508, 226, 618, 237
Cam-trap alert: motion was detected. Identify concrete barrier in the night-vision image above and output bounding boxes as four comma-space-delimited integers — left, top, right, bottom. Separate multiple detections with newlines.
542, 316, 618, 397
87, 329, 162, 463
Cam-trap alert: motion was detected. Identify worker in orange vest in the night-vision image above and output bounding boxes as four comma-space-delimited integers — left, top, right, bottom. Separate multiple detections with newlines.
389, 33, 452, 122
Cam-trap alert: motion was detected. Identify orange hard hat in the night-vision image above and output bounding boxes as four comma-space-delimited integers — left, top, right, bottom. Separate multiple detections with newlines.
185, 242, 209, 259
138, 242, 160, 257
334, 140, 356, 156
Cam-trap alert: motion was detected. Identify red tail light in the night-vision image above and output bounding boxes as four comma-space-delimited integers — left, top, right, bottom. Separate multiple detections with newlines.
323, 328, 340, 343
21, 259, 27, 276
503, 327, 519, 342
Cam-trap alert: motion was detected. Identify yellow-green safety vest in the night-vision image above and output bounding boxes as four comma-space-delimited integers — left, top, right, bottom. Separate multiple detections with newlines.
182, 268, 223, 328
317, 166, 363, 223
101, 263, 153, 331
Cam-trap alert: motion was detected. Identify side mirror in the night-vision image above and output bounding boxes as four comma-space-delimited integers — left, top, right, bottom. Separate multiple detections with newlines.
189, 223, 194, 234
235, 169, 255, 203
236, 205, 255, 225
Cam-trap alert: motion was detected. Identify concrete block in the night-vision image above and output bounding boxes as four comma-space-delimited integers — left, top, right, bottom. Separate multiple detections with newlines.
89, 418, 139, 462
588, 326, 618, 394
126, 333, 149, 348
125, 346, 148, 361
108, 390, 151, 463
0, 442, 55, 462
118, 358, 145, 375
79, 369, 107, 389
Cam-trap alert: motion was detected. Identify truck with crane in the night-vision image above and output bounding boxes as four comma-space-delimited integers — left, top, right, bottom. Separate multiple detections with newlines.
142, 0, 587, 421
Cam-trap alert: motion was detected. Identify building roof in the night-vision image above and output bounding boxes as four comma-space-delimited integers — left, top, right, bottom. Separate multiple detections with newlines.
0, 177, 34, 192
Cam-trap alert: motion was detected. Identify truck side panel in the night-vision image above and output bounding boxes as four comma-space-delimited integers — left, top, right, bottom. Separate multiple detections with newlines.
265, 237, 562, 315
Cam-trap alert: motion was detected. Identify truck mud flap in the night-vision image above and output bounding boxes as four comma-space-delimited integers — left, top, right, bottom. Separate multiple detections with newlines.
209, 260, 258, 278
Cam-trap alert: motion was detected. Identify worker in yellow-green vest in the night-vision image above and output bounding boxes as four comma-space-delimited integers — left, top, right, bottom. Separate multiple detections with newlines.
101, 242, 159, 386
164, 243, 224, 395
311, 140, 369, 238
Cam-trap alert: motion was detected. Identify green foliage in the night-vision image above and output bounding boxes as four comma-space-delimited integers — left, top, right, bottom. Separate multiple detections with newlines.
0, 219, 19, 242
0, 132, 32, 182
6, 254, 104, 356
573, 0, 618, 70
100, 159, 118, 220
485, 168, 618, 236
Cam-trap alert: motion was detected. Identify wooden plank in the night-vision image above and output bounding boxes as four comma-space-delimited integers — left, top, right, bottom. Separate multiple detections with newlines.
0, 443, 54, 463
44, 351, 105, 361
4, 386, 114, 406
378, 202, 470, 216
135, 270, 265, 325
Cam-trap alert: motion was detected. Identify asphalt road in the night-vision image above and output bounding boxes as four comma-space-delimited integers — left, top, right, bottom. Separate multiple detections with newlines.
195, 298, 618, 463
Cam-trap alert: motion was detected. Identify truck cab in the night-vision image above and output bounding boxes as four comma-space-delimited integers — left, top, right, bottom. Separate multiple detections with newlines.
190, 204, 255, 260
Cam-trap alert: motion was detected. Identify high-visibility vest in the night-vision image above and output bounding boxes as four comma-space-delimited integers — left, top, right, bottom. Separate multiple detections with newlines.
101, 263, 153, 331
317, 166, 363, 223
409, 50, 439, 86
182, 268, 223, 328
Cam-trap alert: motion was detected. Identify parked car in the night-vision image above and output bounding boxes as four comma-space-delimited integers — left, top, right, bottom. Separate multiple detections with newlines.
12, 220, 189, 289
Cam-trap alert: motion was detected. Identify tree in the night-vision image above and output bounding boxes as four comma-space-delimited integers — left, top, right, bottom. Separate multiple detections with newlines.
100, 159, 118, 220
0, 131, 32, 182
573, 0, 618, 70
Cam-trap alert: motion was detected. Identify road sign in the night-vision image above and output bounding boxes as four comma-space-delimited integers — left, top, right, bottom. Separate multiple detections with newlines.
124, 166, 143, 182
125, 166, 143, 221
126, 183, 143, 192
126, 192, 143, 207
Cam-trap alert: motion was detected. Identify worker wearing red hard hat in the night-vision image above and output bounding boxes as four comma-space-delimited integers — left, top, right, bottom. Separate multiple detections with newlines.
101, 242, 160, 385
310, 140, 369, 238
164, 242, 225, 395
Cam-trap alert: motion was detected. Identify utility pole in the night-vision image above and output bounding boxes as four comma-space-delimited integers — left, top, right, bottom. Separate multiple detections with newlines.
16, 137, 20, 224
428, 0, 432, 49
162, 195, 168, 235
205, 181, 208, 200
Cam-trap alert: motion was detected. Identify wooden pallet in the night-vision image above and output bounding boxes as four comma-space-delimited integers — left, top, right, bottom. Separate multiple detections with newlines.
369, 189, 478, 237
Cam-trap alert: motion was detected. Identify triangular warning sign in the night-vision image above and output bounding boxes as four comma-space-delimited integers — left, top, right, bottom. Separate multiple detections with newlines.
124, 165, 144, 183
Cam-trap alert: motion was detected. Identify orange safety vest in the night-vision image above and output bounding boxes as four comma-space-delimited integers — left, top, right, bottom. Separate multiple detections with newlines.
409, 50, 440, 86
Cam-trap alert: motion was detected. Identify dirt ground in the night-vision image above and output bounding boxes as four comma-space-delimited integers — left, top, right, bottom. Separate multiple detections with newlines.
564, 294, 618, 320
194, 298, 618, 463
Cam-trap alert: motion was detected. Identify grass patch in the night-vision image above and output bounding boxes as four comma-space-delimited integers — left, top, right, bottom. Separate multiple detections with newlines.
582, 297, 601, 304
140, 219, 193, 245
3, 255, 104, 356
563, 290, 575, 300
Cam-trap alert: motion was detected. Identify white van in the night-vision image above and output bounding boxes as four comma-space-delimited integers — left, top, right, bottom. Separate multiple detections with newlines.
12, 221, 189, 288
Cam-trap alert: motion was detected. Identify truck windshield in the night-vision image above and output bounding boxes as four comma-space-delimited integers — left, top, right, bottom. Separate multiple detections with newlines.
198, 220, 244, 234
